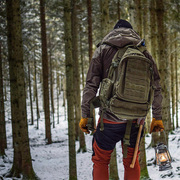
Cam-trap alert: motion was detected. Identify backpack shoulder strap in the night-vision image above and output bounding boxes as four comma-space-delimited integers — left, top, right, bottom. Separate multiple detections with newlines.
107, 47, 127, 80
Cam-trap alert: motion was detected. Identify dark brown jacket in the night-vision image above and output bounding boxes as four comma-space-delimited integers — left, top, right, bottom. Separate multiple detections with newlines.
81, 28, 163, 122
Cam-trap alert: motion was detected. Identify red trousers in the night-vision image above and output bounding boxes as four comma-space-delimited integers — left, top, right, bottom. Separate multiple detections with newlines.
92, 119, 142, 180
92, 140, 140, 180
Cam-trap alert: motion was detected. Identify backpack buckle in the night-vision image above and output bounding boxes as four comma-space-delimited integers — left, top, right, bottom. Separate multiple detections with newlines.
123, 138, 130, 146
112, 62, 118, 68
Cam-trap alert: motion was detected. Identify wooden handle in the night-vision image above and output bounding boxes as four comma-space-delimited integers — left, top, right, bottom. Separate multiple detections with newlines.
130, 124, 143, 168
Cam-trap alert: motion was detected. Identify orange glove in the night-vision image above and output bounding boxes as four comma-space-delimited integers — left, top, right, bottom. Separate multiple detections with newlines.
150, 118, 164, 134
79, 118, 90, 134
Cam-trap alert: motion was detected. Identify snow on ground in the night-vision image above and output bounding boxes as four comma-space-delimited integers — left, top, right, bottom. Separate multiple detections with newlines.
1, 116, 180, 180
0, 96, 180, 179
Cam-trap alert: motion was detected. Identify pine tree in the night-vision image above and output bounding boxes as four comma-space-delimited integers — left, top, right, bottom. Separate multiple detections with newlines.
40, 0, 52, 144
48, 34, 55, 128
133, 0, 142, 36
100, 0, 110, 37
72, 0, 79, 140
134, 0, 150, 178
87, 0, 93, 63
64, 0, 77, 179
156, 0, 171, 145
117, 0, 121, 20
150, 0, 158, 65
72, 0, 86, 152
6, 0, 39, 178
170, 32, 175, 130
33, 51, 40, 129
0, 41, 7, 157
27, 58, 34, 125
139, 133, 150, 180
174, 32, 179, 128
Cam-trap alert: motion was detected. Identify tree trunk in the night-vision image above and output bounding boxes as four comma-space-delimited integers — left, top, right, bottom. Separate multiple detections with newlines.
6, 0, 39, 178
40, 0, 52, 144
156, 0, 170, 145
149, 0, 160, 148
129, 1, 136, 28
62, 77, 67, 121
150, 0, 157, 61
56, 63, 60, 124
139, 135, 150, 179
0, 42, 7, 156
64, 0, 77, 179
4, 78, 7, 102
142, 0, 150, 50
145, 110, 152, 134
62, 77, 66, 107
100, 0, 110, 38
72, 0, 87, 152
2, 56, 7, 102
109, 148, 119, 180
28, 59, 34, 125
48, 35, 55, 128
87, 0, 93, 63
150, 0, 158, 66
133, 1, 150, 176
134, 0, 142, 36
174, 32, 179, 128
79, 27, 85, 88
72, 0, 79, 140
170, 33, 175, 130
117, 0, 120, 20
34, 56, 40, 129
151, 132, 160, 147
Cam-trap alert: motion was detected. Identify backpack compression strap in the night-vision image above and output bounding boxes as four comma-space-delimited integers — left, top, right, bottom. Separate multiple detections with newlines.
123, 120, 133, 158
87, 97, 101, 131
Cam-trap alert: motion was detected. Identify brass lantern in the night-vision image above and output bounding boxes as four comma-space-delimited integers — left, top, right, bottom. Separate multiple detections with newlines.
155, 142, 172, 171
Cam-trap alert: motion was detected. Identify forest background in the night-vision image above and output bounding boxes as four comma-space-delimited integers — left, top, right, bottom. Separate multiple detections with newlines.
0, 0, 180, 179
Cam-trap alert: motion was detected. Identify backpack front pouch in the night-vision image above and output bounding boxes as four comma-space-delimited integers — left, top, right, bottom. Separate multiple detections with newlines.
109, 54, 152, 120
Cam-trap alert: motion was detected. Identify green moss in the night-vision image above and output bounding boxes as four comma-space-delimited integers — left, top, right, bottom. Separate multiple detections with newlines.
140, 167, 151, 180
69, 176, 77, 180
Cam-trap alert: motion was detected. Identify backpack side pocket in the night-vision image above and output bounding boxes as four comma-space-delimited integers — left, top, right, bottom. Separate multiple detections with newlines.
99, 78, 113, 106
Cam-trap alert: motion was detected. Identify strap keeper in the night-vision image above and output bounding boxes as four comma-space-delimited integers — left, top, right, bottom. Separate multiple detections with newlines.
112, 61, 119, 68
123, 138, 130, 146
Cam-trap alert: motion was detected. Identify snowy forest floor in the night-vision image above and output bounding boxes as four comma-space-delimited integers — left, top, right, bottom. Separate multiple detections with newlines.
0, 106, 180, 179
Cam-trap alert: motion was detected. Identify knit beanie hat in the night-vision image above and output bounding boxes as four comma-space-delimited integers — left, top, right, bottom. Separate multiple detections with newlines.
113, 19, 133, 29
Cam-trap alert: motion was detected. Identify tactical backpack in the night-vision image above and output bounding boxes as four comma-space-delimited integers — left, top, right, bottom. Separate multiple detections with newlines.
87, 40, 155, 157
99, 41, 154, 120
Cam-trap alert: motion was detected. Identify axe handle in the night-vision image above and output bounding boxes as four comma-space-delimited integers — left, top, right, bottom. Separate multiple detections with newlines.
130, 124, 143, 168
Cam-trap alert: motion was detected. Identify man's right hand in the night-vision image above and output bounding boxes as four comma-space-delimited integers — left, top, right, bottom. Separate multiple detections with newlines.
150, 118, 164, 134
79, 118, 90, 134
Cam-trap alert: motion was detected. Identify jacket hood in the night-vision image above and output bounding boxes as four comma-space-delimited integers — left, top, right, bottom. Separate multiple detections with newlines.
101, 28, 142, 48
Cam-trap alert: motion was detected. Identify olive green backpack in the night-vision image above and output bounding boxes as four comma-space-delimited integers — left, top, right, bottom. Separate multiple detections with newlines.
87, 41, 155, 157
99, 43, 154, 121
